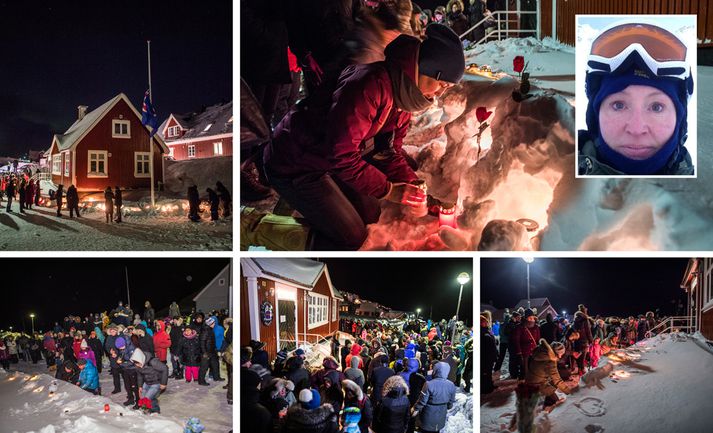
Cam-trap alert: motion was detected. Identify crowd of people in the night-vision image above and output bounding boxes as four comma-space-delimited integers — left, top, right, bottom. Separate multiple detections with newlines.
0, 301, 233, 416
0, 173, 41, 213
187, 181, 232, 222
242, 316, 473, 433
481, 304, 662, 409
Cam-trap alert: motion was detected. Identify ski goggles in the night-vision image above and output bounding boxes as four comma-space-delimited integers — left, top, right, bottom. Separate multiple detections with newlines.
587, 23, 690, 80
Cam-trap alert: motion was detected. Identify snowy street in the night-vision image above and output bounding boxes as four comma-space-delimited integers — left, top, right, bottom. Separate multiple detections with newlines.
481, 333, 713, 433
0, 206, 232, 251
0, 356, 232, 433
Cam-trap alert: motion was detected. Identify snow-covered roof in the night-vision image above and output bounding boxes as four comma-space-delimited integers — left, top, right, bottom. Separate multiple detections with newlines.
158, 101, 233, 141
241, 258, 343, 300
52, 93, 168, 153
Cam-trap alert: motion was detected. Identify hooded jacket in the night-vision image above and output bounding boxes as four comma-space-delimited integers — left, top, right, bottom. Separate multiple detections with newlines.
374, 375, 410, 433
78, 361, 99, 390
311, 356, 344, 389
283, 403, 339, 433
153, 321, 172, 362
414, 362, 456, 431
512, 322, 541, 358
344, 356, 366, 389
525, 340, 571, 397
131, 349, 169, 387
179, 329, 201, 366
342, 379, 372, 433
266, 35, 422, 198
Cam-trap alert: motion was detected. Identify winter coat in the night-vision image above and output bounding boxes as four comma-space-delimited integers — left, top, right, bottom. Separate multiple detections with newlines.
87, 338, 103, 363
0, 344, 9, 360
345, 356, 366, 389
78, 348, 96, 367
119, 340, 137, 371
169, 303, 181, 318
408, 370, 427, 407
104, 189, 114, 212
79, 361, 99, 390
199, 324, 217, 356
311, 356, 344, 389
180, 332, 202, 367
539, 318, 558, 343
134, 351, 169, 387
283, 403, 339, 433
207, 188, 219, 212
169, 323, 185, 356
512, 323, 541, 358
57, 360, 80, 384
398, 357, 419, 385
43, 336, 57, 352
369, 362, 396, 403
241, 382, 273, 433
578, 130, 694, 175
637, 319, 650, 342
143, 307, 155, 325
214, 324, 225, 352
153, 322, 172, 362
414, 362, 456, 432
66, 185, 79, 206
573, 311, 593, 347
114, 188, 122, 206
480, 326, 498, 368
441, 349, 459, 384
446, 11, 469, 37
525, 340, 570, 398
286, 356, 311, 394
589, 342, 602, 368
266, 34, 420, 198
373, 376, 410, 433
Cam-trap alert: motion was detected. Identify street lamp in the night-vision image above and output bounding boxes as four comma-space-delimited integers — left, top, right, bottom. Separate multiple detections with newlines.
523, 257, 534, 308
29, 314, 35, 335
452, 272, 470, 343
416, 308, 421, 321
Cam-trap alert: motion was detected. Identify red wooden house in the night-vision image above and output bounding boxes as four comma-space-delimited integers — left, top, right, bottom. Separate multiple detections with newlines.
158, 101, 233, 160
47, 93, 168, 192
240, 258, 343, 359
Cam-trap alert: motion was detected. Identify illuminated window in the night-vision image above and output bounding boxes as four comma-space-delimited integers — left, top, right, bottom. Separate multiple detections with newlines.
308, 293, 328, 329
52, 155, 62, 175
213, 142, 223, 155
188, 145, 196, 158
63, 153, 70, 176
134, 152, 150, 178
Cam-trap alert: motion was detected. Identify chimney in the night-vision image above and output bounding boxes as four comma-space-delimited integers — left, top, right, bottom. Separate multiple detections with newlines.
78, 105, 88, 121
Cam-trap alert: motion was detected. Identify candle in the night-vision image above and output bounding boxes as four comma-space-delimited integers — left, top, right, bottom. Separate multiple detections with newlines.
439, 203, 457, 228
104, 404, 110, 412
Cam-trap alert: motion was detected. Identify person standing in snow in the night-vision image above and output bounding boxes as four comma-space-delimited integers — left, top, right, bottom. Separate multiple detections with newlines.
34, 180, 41, 206
77, 358, 100, 395
143, 301, 155, 326
116, 336, 140, 407
104, 186, 114, 223
198, 316, 223, 385
207, 187, 220, 221
169, 301, 181, 318
480, 314, 498, 394
77, 339, 96, 367
105, 326, 122, 394
25, 179, 34, 210
131, 348, 169, 414
169, 316, 185, 379
180, 326, 201, 383
55, 184, 63, 217
0, 339, 10, 371
113, 186, 123, 222
216, 181, 231, 218
187, 185, 201, 222
153, 320, 171, 365
18, 179, 26, 213
512, 309, 540, 380
66, 184, 80, 218
252, 24, 465, 251
413, 361, 456, 433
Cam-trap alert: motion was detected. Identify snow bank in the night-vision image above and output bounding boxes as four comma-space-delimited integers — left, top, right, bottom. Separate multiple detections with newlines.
481, 333, 713, 433
443, 391, 473, 433
164, 157, 232, 198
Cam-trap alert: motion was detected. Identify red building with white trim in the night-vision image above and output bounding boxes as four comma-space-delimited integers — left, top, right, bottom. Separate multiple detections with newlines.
47, 93, 168, 192
158, 101, 233, 160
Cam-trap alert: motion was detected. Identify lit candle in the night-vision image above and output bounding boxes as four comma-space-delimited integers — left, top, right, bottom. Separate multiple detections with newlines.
439, 203, 457, 228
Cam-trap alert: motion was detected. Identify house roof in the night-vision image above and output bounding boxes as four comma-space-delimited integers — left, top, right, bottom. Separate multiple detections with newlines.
241, 258, 343, 300
159, 101, 233, 141
514, 298, 551, 310
192, 263, 231, 302
53, 93, 168, 153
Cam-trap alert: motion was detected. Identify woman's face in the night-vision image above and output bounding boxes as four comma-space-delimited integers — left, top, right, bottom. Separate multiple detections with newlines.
598, 85, 677, 160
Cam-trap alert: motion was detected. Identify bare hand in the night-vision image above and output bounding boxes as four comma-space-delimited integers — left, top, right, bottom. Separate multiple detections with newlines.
383, 183, 427, 207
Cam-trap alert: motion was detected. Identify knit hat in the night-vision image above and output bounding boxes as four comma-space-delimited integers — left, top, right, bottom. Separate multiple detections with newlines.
295, 348, 305, 356
276, 350, 288, 361
418, 24, 465, 83
115, 337, 126, 349
206, 316, 217, 327
524, 308, 537, 319
551, 341, 565, 357
299, 388, 321, 410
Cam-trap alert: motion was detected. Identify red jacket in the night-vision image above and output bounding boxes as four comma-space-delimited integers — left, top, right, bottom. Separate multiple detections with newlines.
153, 322, 172, 362
512, 323, 541, 358
266, 35, 421, 198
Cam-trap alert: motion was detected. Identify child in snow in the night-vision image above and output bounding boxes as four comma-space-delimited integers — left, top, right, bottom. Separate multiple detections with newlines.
589, 337, 602, 370
77, 358, 100, 395
78, 339, 96, 367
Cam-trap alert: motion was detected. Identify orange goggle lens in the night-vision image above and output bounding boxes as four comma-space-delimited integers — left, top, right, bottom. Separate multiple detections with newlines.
590, 23, 686, 62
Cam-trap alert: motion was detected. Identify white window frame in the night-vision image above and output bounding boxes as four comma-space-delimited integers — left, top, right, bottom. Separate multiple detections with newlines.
112, 120, 131, 138
134, 152, 150, 178
213, 141, 223, 155
187, 145, 196, 158
52, 154, 62, 175
307, 292, 329, 329
87, 150, 108, 178
168, 147, 175, 158
167, 125, 180, 138
63, 152, 70, 176
332, 299, 338, 322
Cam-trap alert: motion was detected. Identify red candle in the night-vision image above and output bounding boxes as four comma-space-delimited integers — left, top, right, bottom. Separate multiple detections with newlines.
439, 203, 457, 228
104, 404, 110, 412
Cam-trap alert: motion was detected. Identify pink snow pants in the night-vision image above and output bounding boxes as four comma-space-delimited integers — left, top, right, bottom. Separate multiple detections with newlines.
185, 366, 199, 382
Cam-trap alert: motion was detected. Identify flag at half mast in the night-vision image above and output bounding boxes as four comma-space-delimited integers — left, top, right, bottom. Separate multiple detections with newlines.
141, 90, 159, 136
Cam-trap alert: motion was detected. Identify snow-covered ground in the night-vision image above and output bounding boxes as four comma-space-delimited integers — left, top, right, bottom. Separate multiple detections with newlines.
481, 333, 713, 433
1, 357, 232, 433
0, 205, 231, 251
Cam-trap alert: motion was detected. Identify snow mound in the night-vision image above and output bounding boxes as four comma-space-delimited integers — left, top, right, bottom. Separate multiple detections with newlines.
442, 392, 473, 433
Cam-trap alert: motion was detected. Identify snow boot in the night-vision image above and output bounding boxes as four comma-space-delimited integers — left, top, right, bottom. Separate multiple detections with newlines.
111, 389, 121, 394
198, 381, 210, 386
240, 206, 311, 251
123, 399, 135, 406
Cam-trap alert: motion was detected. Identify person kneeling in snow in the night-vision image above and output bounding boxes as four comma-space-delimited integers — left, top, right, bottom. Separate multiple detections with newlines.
525, 339, 578, 410
131, 348, 169, 414
250, 24, 465, 251
77, 358, 100, 395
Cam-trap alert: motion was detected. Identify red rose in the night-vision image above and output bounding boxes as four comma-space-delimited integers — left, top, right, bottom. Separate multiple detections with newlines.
513, 55, 525, 73
476, 107, 492, 123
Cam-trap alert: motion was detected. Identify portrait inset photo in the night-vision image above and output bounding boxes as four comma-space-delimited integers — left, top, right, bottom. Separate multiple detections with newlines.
575, 15, 697, 177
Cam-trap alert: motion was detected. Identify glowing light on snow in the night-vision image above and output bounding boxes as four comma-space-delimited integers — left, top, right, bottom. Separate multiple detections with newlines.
439, 204, 457, 228
29, 375, 39, 381
33, 386, 44, 393
613, 370, 631, 379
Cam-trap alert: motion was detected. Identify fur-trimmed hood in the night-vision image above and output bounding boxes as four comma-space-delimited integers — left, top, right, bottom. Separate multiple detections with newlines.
530, 339, 556, 362
382, 375, 409, 398
342, 378, 363, 401
322, 356, 339, 370
285, 403, 336, 429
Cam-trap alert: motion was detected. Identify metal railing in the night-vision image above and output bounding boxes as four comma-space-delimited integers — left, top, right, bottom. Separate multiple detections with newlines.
460, 10, 537, 45
645, 316, 695, 338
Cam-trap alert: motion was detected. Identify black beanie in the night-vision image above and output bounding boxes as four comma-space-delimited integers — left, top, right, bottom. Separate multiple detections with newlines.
418, 24, 465, 83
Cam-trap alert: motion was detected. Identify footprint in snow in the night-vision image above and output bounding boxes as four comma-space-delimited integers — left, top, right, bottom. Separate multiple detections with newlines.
585, 424, 605, 432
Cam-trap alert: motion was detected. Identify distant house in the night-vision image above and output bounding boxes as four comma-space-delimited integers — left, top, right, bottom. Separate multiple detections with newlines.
158, 101, 233, 160
47, 93, 168, 191
193, 263, 232, 315
681, 258, 713, 341
240, 258, 343, 359
512, 297, 560, 321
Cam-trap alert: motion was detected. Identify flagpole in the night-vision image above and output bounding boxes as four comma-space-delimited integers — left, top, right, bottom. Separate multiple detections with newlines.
147, 40, 155, 207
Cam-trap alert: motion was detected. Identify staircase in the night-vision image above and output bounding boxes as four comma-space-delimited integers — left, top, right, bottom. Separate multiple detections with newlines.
459, 10, 537, 45
645, 316, 695, 339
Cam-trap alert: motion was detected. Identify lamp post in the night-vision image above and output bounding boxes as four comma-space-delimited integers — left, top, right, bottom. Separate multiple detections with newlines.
416, 308, 421, 321
523, 257, 534, 308
29, 314, 35, 335
452, 272, 471, 343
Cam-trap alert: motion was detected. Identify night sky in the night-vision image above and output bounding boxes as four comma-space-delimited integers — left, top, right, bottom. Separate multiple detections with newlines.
481, 258, 690, 318
0, 258, 230, 333
0, 1, 232, 157
321, 258, 474, 325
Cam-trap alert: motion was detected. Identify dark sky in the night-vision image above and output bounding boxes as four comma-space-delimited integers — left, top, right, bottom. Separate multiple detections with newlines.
0, 258, 230, 332
481, 258, 690, 318
0, 0, 232, 157
321, 258, 474, 325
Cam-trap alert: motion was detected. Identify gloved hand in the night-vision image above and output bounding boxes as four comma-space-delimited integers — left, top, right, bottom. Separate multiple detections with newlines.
302, 52, 323, 87
381, 182, 427, 207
